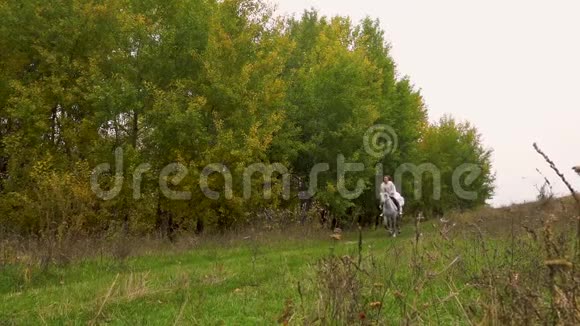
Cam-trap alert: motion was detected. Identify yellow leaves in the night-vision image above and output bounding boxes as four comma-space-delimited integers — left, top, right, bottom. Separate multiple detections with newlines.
204, 24, 236, 71
246, 123, 264, 150
134, 14, 147, 26
326, 183, 337, 194
212, 111, 224, 131
30, 155, 54, 182
90, 4, 110, 17
187, 96, 207, 114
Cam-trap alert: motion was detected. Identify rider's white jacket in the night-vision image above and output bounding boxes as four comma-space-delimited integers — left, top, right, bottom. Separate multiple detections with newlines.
380, 181, 404, 211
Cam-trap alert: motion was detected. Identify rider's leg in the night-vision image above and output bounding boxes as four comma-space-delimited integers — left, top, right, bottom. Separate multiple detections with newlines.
390, 196, 400, 212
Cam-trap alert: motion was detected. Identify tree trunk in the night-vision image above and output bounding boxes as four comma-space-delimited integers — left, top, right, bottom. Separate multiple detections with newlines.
132, 110, 138, 148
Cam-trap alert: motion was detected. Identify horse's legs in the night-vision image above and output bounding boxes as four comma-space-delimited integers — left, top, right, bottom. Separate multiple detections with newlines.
388, 215, 397, 236
397, 214, 401, 234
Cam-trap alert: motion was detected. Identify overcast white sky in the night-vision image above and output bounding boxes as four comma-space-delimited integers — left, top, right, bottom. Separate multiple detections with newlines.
273, 0, 580, 206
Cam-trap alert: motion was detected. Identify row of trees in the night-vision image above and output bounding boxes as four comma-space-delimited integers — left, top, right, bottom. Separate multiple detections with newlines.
0, 0, 494, 235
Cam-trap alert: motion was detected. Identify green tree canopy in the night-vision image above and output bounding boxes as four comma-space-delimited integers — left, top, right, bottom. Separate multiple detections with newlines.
0, 1, 494, 234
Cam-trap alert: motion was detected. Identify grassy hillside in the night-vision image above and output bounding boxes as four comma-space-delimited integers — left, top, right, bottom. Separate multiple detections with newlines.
1, 197, 579, 325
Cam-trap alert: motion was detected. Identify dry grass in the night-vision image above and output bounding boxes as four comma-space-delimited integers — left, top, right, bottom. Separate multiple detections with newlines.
287, 193, 580, 325
2, 199, 580, 324
2, 158, 580, 325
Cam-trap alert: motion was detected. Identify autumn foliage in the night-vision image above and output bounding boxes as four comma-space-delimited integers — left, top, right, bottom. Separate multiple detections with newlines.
0, 0, 493, 235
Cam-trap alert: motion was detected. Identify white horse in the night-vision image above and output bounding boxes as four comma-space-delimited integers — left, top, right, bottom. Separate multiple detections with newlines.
382, 195, 401, 237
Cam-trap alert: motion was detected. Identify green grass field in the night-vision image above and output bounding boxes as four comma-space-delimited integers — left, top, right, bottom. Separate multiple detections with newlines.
0, 223, 473, 325
1, 202, 578, 325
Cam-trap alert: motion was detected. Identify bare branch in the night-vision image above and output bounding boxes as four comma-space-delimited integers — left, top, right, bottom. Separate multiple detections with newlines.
533, 143, 580, 261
